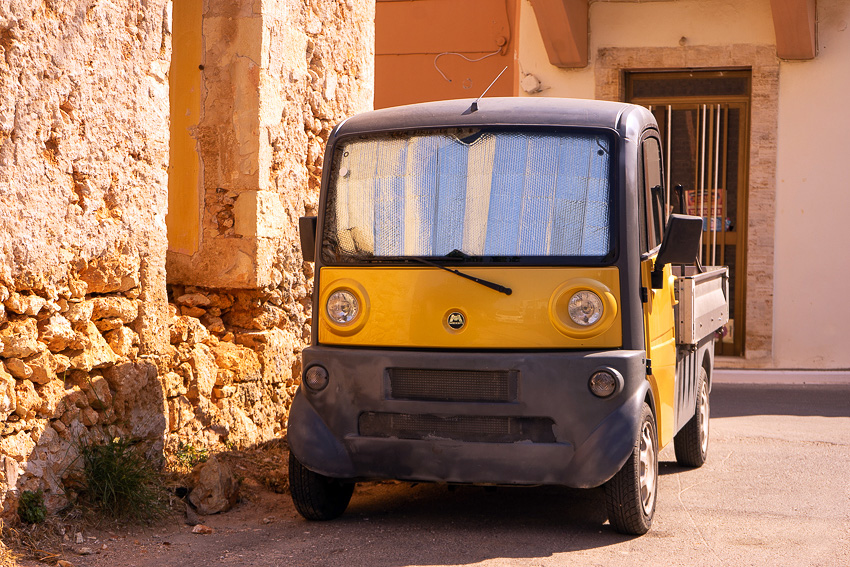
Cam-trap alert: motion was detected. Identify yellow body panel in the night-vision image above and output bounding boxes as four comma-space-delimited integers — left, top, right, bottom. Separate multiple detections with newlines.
318, 266, 622, 349
641, 258, 678, 448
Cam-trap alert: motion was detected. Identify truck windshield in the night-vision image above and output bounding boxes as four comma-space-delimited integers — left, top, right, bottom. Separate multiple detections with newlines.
321, 128, 613, 263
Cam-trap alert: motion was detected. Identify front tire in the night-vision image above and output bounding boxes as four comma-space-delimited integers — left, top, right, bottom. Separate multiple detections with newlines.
604, 402, 658, 535
289, 452, 354, 521
674, 366, 710, 467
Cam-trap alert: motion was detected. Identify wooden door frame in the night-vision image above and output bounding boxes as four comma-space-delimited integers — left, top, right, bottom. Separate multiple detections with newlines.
626, 73, 750, 357
595, 46, 779, 367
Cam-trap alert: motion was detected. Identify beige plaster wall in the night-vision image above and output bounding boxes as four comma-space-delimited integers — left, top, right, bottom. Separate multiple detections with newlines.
518, 0, 850, 369
773, 0, 850, 368
518, 0, 775, 98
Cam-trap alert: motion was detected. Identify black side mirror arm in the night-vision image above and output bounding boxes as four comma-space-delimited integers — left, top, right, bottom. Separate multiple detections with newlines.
651, 214, 703, 289
299, 216, 317, 263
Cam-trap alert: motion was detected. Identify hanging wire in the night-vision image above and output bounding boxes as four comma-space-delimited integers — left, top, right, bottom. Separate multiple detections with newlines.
434, 48, 502, 82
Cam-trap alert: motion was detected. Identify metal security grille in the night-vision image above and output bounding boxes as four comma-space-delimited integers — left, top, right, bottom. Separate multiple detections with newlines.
627, 70, 750, 356
358, 412, 556, 444
388, 368, 518, 403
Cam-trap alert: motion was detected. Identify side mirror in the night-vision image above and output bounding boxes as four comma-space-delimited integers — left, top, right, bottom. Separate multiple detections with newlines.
651, 214, 702, 288
299, 216, 317, 262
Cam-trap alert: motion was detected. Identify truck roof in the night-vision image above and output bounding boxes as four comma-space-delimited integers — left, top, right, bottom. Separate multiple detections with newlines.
335, 97, 654, 136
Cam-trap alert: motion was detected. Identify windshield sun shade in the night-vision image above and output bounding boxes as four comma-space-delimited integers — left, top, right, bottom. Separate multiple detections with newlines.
322, 129, 613, 263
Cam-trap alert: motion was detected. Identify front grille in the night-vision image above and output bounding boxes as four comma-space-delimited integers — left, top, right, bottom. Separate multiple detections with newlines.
358, 412, 556, 443
387, 368, 518, 403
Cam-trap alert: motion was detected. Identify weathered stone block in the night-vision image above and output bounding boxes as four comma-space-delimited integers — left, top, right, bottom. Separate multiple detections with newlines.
5, 293, 47, 316
79, 255, 141, 294
39, 314, 80, 351
188, 455, 239, 515
0, 430, 36, 462
205, 316, 225, 334
211, 341, 261, 382
90, 297, 140, 323
187, 344, 217, 401
25, 351, 57, 384
1, 318, 44, 358
102, 361, 154, 397
94, 318, 124, 332
181, 306, 207, 318
105, 326, 138, 357
167, 395, 195, 433
170, 315, 210, 345
176, 293, 212, 308
0, 364, 15, 419
4, 357, 33, 380
36, 380, 65, 419
81, 407, 99, 427
14, 381, 40, 420
86, 375, 113, 410
68, 322, 118, 371
65, 300, 94, 324
163, 371, 187, 398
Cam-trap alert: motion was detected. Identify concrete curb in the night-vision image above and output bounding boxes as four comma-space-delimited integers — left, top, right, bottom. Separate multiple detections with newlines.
713, 369, 850, 385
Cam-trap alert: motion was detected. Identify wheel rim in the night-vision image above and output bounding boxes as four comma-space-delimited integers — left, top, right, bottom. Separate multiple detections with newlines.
639, 420, 657, 516
699, 379, 710, 454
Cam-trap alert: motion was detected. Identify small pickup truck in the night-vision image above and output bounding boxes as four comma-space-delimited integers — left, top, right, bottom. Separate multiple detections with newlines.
290, 97, 729, 535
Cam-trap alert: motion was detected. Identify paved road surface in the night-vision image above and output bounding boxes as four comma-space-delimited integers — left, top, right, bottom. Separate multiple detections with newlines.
74, 384, 850, 567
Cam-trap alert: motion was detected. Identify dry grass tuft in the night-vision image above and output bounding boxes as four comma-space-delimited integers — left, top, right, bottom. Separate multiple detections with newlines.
0, 533, 19, 567
1, 517, 64, 565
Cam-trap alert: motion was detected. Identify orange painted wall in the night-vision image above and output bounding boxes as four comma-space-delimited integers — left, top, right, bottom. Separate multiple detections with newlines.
375, 0, 519, 109
167, 0, 203, 255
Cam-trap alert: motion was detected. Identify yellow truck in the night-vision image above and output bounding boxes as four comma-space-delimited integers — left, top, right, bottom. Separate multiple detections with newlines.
290, 97, 729, 535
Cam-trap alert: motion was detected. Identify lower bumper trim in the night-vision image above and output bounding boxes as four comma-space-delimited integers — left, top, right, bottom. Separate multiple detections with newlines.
358, 412, 556, 443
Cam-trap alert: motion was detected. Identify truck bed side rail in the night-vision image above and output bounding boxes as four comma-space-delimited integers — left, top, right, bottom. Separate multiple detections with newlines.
673, 265, 730, 345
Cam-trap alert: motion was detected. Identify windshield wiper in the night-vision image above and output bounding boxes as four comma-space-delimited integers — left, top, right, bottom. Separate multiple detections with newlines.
373, 251, 512, 296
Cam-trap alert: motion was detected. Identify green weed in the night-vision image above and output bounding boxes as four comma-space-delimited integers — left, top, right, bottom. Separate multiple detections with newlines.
174, 442, 209, 469
16, 490, 46, 525
77, 437, 164, 522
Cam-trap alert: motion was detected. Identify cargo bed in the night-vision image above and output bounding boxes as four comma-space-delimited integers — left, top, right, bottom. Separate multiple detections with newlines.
673, 265, 730, 345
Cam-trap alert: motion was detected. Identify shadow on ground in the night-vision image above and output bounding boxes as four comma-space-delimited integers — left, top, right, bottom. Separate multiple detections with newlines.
710, 383, 850, 418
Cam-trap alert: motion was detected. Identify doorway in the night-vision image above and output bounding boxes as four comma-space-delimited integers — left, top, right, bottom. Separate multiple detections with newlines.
627, 70, 750, 356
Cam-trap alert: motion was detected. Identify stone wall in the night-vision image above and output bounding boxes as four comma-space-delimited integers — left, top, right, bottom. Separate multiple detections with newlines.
161, 0, 374, 461
0, 0, 375, 514
0, 0, 171, 512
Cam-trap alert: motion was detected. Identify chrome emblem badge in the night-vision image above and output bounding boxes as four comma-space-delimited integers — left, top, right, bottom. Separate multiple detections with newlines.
447, 311, 465, 330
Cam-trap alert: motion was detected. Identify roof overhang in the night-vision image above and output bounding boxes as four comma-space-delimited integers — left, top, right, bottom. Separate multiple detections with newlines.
770, 0, 817, 59
529, 0, 588, 68
529, 0, 817, 67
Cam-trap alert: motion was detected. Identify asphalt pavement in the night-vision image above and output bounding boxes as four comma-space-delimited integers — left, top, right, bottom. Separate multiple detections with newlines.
75, 383, 850, 567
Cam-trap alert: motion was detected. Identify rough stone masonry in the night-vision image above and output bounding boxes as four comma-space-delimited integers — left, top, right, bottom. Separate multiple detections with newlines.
0, 0, 374, 512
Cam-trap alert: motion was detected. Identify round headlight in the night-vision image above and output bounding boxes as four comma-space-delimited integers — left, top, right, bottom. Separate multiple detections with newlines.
568, 290, 603, 326
588, 370, 618, 398
327, 290, 359, 324
304, 365, 329, 391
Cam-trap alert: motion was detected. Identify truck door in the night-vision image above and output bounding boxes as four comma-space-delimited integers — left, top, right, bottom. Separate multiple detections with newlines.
639, 135, 677, 447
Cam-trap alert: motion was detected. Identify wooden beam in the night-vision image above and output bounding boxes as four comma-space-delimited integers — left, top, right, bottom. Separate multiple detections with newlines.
528, 0, 587, 68
770, 0, 817, 59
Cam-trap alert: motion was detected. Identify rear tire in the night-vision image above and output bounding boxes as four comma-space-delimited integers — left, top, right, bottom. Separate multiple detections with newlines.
289, 452, 354, 521
604, 402, 658, 535
674, 366, 710, 467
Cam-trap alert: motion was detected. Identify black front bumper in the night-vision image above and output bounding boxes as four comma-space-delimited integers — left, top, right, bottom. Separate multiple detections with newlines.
288, 346, 649, 489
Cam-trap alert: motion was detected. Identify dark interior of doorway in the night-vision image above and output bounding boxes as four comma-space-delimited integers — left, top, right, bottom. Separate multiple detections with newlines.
627, 70, 751, 357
